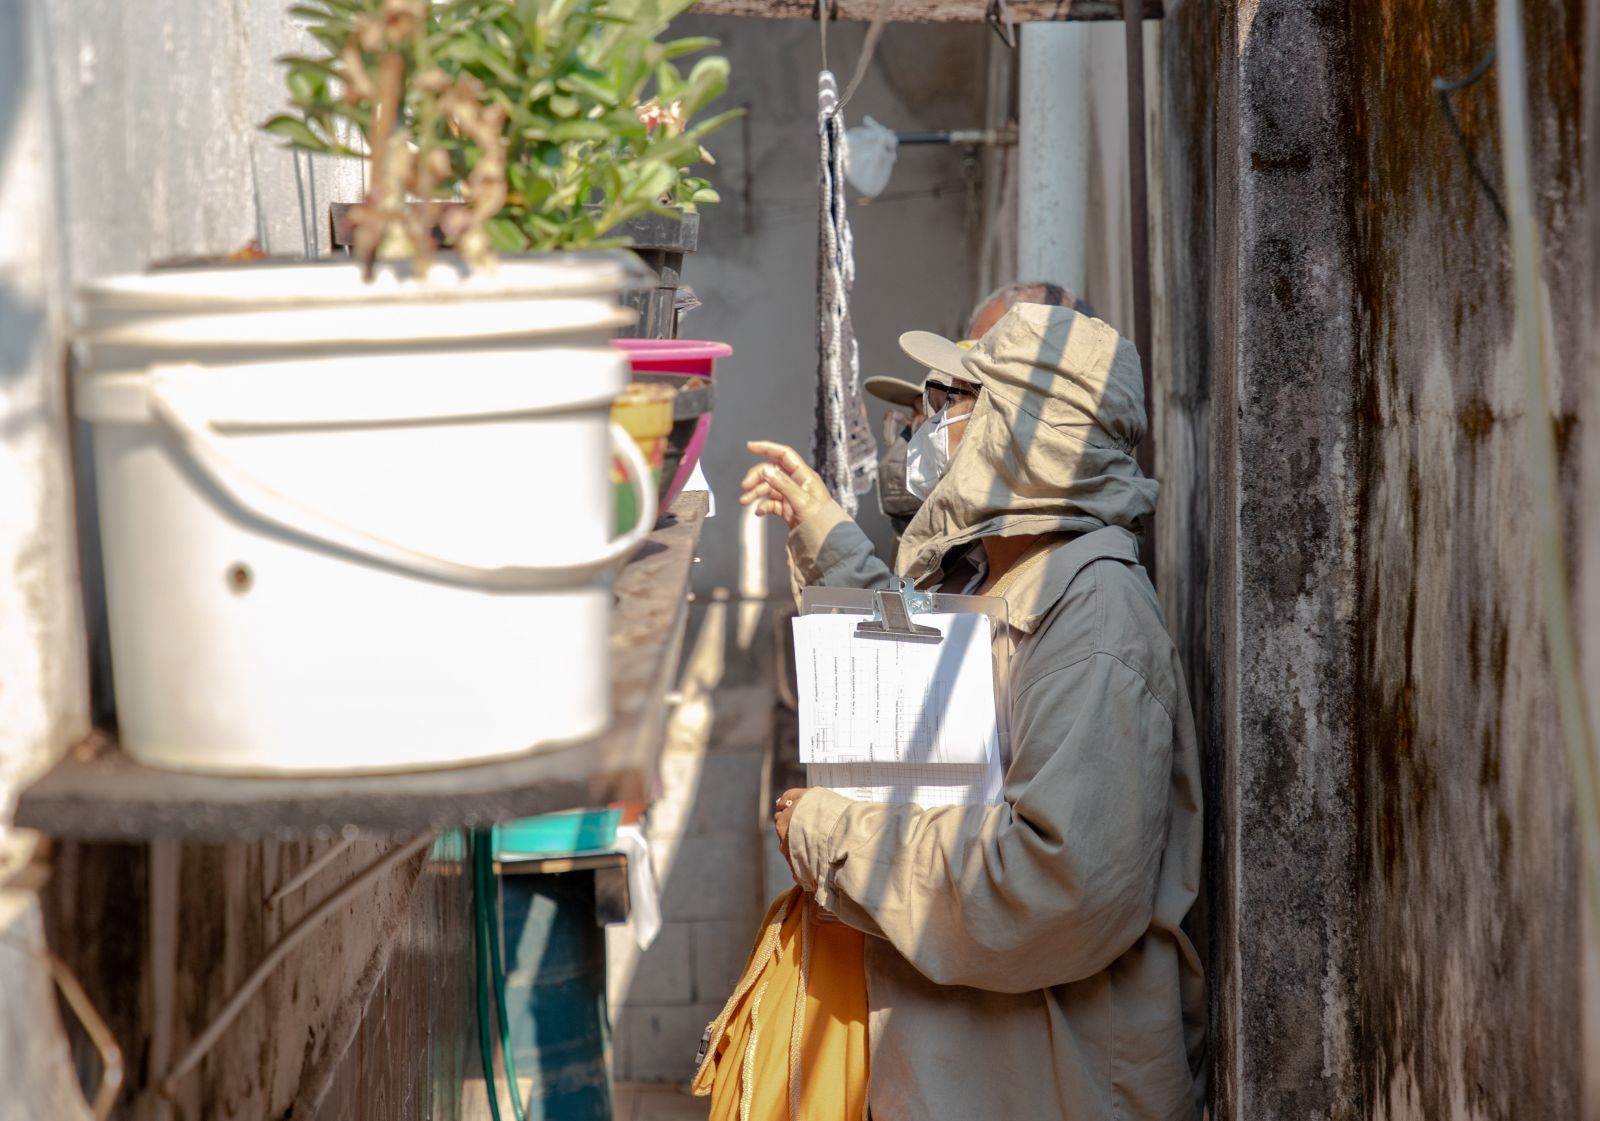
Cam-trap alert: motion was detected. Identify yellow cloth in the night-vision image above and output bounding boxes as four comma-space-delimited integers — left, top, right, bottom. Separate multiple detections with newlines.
692, 888, 869, 1121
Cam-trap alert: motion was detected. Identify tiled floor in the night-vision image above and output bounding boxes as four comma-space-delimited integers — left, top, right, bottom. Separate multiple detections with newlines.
613, 1081, 705, 1121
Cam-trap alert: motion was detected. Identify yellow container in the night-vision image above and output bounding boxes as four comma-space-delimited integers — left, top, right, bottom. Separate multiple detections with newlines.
610, 383, 676, 534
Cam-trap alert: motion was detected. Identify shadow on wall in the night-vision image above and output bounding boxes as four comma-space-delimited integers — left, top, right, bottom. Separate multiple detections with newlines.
0, 1, 26, 176
605, 548, 777, 1086
0, 3, 45, 397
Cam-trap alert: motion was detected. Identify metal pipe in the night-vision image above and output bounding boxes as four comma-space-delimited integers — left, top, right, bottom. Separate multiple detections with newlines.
1121, 0, 1153, 473
45, 951, 124, 1121
892, 128, 1017, 146
1018, 24, 1089, 295
145, 841, 178, 1121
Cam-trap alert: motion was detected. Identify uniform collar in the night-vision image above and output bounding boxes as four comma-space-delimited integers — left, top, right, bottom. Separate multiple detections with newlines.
986, 526, 1141, 633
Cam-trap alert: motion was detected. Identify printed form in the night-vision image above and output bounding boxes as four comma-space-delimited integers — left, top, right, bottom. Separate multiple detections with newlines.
794, 612, 1004, 807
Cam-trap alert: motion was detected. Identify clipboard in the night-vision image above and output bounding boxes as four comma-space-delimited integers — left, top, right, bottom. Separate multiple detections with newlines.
796, 577, 1014, 805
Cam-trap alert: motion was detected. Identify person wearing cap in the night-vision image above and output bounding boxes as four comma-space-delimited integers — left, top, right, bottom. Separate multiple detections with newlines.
865, 281, 1082, 543
740, 303, 1204, 1121
967, 279, 1095, 339
862, 373, 927, 537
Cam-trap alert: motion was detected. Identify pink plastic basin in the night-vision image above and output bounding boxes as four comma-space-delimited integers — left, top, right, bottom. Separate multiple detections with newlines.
609, 339, 732, 508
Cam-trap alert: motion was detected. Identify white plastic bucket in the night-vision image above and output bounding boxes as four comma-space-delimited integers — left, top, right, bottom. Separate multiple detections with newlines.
75, 255, 658, 775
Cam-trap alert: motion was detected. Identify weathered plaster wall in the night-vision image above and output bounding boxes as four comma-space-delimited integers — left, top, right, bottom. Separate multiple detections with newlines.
4, 5, 117, 1111
1190, 0, 1593, 1116
1346, 2, 1585, 1116
8, 1, 468, 1117
33, 0, 364, 278
1584, 4, 1600, 1108
0, 887, 93, 1121
0, 0, 90, 824
1208, 2, 1365, 1116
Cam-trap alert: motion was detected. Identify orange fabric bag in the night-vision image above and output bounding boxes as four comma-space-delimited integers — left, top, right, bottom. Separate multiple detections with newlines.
692, 888, 870, 1121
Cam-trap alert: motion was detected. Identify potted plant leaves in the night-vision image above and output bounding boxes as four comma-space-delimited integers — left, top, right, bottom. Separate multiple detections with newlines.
72, 0, 737, 775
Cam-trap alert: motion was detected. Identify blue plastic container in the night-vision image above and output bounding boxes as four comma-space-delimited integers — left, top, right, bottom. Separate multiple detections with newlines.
500, 871, 612, 1121
492, 808, 622, 859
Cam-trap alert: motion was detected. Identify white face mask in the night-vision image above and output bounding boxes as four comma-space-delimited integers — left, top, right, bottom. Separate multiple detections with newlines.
905, 407, 966, 500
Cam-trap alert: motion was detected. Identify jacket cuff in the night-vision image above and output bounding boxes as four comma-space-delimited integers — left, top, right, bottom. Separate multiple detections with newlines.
787, 788, 852, 895
788, 504, 852, 574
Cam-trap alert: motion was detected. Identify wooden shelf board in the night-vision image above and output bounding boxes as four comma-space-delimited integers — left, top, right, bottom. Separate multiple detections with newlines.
14, 493, 709, 843
687, 0, 1163, 23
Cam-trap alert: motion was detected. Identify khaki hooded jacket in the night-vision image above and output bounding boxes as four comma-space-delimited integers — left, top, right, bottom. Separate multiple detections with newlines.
784, 304, 1205, 1121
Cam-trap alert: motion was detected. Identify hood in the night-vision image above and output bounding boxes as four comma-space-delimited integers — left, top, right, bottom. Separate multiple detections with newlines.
894, 302, 1158, 586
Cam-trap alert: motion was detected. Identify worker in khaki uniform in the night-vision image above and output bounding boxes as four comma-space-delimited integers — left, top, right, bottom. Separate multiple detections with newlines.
740, 302, 1205, 1121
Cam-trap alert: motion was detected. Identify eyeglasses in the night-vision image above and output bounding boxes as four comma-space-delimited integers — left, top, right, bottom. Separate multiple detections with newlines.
923, 379, 978, 414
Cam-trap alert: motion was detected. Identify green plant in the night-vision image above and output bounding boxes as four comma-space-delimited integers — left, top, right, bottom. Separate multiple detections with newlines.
264, 0, 738, 269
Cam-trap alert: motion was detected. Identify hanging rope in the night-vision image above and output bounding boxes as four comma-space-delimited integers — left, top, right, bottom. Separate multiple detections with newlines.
813, 70, 878, 514
838, 0, 894, 112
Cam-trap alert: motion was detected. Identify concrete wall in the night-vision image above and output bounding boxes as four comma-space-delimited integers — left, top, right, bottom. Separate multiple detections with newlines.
1177, 0, 1595, 1115
680, 14, 990, 595
3, 4, 115, 1115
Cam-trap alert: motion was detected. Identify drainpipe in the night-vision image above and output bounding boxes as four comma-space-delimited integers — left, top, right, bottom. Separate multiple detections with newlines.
1018, 24, 1090, 296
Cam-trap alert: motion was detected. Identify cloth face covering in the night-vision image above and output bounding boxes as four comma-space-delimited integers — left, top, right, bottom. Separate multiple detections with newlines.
878, 428, 922, 522
905, 407, 963, 500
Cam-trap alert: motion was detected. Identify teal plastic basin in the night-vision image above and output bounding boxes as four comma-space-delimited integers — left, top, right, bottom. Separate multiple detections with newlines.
493, 808, 622, 859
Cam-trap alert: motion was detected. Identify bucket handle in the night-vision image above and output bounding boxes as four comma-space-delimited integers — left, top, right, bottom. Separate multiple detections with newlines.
145, 368, 658, 591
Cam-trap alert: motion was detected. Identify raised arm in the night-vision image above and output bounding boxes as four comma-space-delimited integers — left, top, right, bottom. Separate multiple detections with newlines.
741, 440, 894, 592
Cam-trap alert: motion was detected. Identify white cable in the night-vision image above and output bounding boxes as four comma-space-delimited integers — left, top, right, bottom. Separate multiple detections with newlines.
265, 826, 360, 907
1495, 0, 1600, 924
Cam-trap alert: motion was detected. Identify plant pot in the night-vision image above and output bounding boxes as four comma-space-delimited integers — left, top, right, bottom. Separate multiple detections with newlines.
75, 254, 657, 776
609, 382, 676, 534
609, 339, 731, 509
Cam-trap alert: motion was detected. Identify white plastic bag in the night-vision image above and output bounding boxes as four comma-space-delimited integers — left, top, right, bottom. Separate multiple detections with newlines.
843, 116, 898, 199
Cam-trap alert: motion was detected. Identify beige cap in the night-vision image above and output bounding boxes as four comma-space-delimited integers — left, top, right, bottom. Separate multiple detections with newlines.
862, 375, 924, 409
898, 330, 975, 383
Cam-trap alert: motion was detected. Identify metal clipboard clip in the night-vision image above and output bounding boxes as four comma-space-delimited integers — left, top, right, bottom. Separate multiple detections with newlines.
854, 577, 943, 644
797, 578, 1015, 770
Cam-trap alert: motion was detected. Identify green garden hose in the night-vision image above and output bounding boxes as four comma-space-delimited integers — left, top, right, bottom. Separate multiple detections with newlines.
472, 829, 527, 1121
471, 831, 505, 1121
